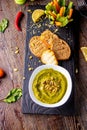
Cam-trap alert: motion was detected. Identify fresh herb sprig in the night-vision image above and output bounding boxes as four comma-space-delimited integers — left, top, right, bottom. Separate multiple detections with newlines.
0, 88, 22, 103
0, 18, 9, 32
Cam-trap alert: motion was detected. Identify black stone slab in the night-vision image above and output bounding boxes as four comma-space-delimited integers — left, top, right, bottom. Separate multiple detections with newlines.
22, 5, 79, 115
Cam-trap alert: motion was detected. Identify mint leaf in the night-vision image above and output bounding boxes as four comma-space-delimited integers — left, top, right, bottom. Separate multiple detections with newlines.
0, 18, 9, 32
3, 88, 22, 103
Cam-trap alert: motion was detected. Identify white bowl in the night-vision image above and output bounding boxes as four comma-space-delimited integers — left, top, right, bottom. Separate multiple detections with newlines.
28, 64, 72, 108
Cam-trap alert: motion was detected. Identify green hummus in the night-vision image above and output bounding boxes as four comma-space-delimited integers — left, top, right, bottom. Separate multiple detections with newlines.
32, 68, 67, 104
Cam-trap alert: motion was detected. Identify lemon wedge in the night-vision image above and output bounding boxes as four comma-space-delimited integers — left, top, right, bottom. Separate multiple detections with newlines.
32, 9, 45, 23
81, 47, 87, 61
14, 0, 26, 4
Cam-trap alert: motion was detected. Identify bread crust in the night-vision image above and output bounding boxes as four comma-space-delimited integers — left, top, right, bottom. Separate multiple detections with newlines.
29, 30, 71, 61
52, 39, 71, 60
29, 36, 48, 57
40, 29, 60, 49
41, 49, 58, 65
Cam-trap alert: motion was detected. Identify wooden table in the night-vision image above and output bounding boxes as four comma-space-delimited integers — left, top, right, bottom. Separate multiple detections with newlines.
0, 0, 87, 130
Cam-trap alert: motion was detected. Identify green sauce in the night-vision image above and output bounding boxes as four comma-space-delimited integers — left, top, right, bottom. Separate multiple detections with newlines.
32, 68, 67, 104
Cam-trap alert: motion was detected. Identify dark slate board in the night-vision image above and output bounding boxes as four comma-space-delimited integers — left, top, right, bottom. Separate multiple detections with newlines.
22, 5, 79, 115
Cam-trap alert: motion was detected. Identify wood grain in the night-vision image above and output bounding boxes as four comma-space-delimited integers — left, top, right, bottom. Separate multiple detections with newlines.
0, 0, 87, 130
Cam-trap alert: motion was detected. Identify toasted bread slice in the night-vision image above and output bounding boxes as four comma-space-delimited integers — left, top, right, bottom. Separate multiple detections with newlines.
41, 49, 58, 65
29, 36, 48, 57
40, 29, 60, 49
52, 39, 71, 60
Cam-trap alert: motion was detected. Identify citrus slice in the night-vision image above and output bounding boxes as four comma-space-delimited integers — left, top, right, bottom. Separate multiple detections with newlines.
14, 0, 26, 5
81, 47, 87, 61
32, 9, 45, 23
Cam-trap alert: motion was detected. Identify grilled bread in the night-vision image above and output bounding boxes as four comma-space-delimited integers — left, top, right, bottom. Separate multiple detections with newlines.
29, 36, 48, 57
52, 39, 71, 60
40, 29, 60, 49
29, 29, 71, 61
41, 49, 58, 65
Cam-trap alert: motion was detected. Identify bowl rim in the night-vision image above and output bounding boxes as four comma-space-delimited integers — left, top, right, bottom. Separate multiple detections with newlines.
28, 64, 72, 108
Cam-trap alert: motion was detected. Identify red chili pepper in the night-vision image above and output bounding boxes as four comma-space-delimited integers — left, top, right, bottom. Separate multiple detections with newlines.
15, 11, 24, 31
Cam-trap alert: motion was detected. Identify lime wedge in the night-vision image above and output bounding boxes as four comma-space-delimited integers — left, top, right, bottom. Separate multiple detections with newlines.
32, 9, 45, 23
81, 47, 87, 61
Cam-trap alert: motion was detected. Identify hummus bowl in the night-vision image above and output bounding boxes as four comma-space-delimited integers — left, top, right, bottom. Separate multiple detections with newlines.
28, 64, 72, 108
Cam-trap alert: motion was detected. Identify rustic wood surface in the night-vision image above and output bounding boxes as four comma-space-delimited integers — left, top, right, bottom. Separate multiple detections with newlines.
0, 0, 87, 130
